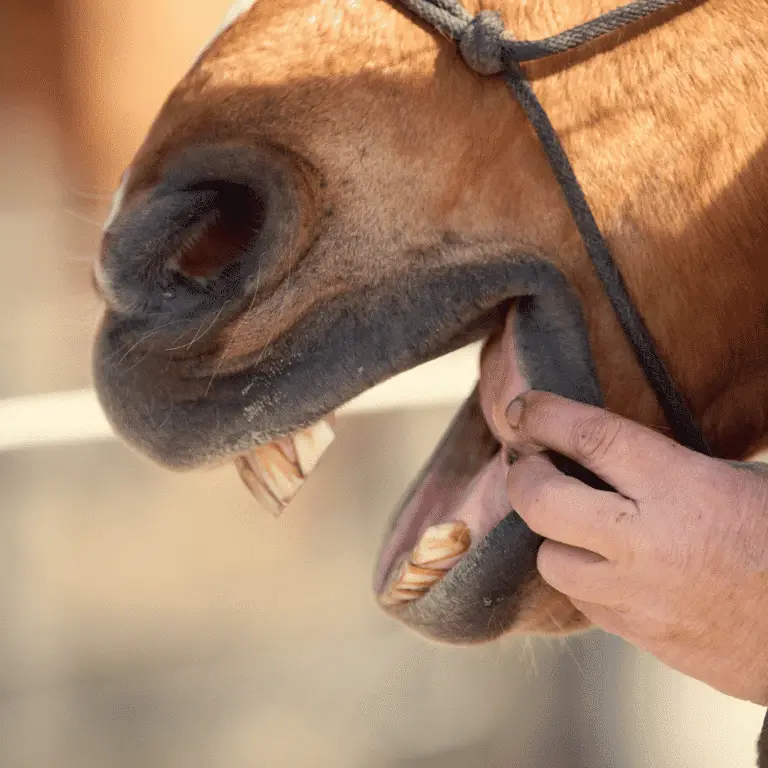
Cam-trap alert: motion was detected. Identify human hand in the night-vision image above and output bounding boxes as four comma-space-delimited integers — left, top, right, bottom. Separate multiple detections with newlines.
498, 391, 768, 704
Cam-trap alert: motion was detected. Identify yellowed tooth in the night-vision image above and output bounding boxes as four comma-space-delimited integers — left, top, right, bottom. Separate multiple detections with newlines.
274, 436, 298, 465
235, 440, 306, 517
411, 522, 471, 570
396, 562, 444, 589
379, 561, 426, 607
234, 455, 285, 518
235, 420, 334, 517
379, 589, 411, 607
250, 444, 304, 504
292, 420, 335, 477
379, 586, 424, 606
380, 523, 471, 607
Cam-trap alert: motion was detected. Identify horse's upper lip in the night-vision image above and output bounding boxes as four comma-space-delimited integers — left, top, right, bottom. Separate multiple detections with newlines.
93, 249, 604, 476
92, 254, 528, 470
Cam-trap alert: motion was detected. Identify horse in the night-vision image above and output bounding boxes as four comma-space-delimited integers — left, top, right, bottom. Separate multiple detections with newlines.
91, 0, 768, 761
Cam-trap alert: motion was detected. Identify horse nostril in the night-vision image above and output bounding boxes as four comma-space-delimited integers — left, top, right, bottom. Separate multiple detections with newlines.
167, 181, 266, 283
104, 179, 267, 318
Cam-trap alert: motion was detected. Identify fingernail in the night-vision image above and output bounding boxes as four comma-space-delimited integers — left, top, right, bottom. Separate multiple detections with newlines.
506, 397, 524, 428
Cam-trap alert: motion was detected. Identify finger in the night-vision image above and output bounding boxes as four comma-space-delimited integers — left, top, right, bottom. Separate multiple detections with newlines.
479, 322, 530, 446
508, 453, 638, 559
536, 539, 622, 605
500, 391, 695, 500
569, 598, 634, 639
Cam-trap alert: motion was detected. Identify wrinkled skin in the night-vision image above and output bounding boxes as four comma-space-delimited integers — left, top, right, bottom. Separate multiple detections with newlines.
92, 0, 768, 651
499, 391, 768, 706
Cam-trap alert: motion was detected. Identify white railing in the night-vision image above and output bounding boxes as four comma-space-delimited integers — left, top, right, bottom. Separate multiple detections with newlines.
0, 344, 481, 452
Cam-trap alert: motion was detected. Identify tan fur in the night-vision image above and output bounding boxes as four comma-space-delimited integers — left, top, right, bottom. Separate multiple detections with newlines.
107, 0, 768, 462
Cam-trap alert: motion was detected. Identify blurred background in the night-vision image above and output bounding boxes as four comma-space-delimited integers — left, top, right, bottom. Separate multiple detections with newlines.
0, 1, 765, 766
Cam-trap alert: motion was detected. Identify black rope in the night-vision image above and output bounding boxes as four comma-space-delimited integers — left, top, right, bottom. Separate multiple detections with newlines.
394, 0, 711, 456
396, 0, 692, 67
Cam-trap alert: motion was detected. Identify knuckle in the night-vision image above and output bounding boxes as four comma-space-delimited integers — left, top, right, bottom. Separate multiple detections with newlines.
568, 414, 623, 463
661, 535, 696, 574
516, 392, 554, 438
610, 602, 633, 622
610, 498, 637, 526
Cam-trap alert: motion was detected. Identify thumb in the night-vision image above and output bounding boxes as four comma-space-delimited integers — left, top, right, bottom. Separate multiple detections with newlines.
498, 391, 695, 500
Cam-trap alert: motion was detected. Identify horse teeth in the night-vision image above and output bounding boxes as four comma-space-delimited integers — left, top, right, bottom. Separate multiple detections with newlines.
292, 419, 335, 477
397, 562, 445, 589
379, 585, 427, 607
235, 444, 303, 516
411, 522, 471, 570
234, 420, 334, 517
379, 523, 471, 607
234, 454, 286, 518
274, 436, 298, 464
255, 443, 305, 501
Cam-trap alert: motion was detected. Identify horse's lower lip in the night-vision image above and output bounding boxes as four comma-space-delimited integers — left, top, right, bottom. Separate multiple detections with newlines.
93, 275, 509, 470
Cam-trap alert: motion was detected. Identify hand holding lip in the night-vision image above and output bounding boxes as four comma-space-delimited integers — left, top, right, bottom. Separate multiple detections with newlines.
500, 390, 768, 706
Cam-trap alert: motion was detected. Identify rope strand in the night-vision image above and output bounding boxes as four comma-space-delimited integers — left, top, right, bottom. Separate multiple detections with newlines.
392, 0, 711, 454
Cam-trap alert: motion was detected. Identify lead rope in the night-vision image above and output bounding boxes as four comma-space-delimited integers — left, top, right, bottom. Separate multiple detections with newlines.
393, 0, 712, 456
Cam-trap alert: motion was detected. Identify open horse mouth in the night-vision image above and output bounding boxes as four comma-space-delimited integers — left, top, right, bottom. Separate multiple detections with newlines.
93, 143, 605, 643
87, 0, 768, 757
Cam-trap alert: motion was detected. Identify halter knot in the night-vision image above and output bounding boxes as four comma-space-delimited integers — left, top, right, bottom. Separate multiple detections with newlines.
458, 10, 507, 76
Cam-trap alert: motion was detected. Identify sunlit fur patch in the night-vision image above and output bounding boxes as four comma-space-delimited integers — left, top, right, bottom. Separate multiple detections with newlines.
190, 0, 258, 69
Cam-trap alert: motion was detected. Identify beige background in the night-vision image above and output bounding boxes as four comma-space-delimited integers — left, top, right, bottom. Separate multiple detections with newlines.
0, 1, 765, 766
